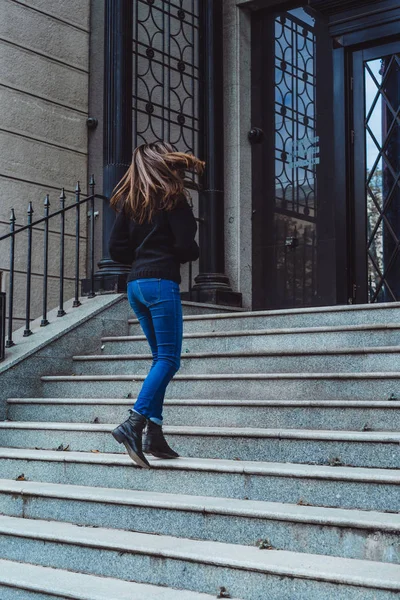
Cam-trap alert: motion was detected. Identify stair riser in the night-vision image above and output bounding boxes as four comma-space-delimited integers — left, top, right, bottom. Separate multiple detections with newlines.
8, 403, 400, 431
71, 352, 400, 375
0, 587, 54, 600
1, 492, 398, 564
181, 304, 237, 316
130, 306, 400, 335
41, 377, 400, 401
0, 457, 396, 511
0, 535, 397, 600
103, 329, 400, 354
1, 428, 398, 468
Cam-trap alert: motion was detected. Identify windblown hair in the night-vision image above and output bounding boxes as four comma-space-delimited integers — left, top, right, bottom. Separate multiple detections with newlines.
110, 141, 205, 223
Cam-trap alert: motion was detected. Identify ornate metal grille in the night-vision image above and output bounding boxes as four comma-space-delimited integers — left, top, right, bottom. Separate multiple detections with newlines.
273, 9, 318, 307
275, 11, 318, 220
132, 0, 200, 155
366, 53, 400, 302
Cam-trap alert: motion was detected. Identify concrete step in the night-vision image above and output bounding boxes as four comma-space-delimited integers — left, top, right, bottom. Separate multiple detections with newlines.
7, 398, 400, 431
103, 323, 400, 355
128, 301, 400, 335
40, 372, 400, 401
0, 558, 222, 600
1, 479, 399, 563
1, 422, 399, 468
180, 300, 246, 316
71, 346, 400, 375
0, 515, 399, 599
0, 447, 398, 511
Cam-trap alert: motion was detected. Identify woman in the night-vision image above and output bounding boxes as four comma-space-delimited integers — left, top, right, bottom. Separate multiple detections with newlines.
108, 141, 204, 468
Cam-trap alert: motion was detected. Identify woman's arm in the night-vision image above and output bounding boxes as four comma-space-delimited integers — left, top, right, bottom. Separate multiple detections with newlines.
168, 200, 199, 264
108, 209, 135, 265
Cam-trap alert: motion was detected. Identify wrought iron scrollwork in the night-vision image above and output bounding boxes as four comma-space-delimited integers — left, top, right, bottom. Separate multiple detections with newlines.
274, 10, 319, 307
275, 11, 318, 220
132, 0, 200, 156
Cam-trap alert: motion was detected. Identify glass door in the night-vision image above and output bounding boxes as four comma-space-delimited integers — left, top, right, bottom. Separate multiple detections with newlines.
251, 6, 335, 310
352, 42, 400, 303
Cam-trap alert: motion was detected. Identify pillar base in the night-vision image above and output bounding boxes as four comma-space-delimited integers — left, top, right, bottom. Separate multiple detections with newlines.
81, 273, 128, 296
182, 288, 242, 307
189, 273, 242, 307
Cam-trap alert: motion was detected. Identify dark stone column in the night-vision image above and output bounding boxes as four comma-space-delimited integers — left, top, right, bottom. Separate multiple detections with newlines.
95, 0, 133, 293
191, 0, 242, 307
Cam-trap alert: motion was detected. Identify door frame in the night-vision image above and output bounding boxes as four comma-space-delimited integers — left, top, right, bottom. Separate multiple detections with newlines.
331, 34, 400, 304
350, 40, 400, 304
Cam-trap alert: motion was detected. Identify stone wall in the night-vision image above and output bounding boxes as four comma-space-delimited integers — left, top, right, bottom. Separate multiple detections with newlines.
0, 0, 91, 328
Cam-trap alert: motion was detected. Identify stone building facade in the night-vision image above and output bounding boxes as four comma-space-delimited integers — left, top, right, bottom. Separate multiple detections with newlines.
0, 0, 90, 328
1, 0, 400, 322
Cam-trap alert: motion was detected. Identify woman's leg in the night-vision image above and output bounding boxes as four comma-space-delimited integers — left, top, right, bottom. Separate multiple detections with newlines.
133, 279, 183, 423
111, 280, 157, 468
127, 280, 158, 364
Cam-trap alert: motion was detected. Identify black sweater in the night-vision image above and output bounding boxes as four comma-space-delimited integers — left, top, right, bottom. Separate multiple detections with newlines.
108, 198, 199, 284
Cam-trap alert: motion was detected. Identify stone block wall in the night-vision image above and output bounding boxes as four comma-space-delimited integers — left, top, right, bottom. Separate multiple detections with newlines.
0, 0, 91, 329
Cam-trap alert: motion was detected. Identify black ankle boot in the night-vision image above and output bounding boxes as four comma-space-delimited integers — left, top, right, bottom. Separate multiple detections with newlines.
143, 421, 179, 459
112, 411, 151, 468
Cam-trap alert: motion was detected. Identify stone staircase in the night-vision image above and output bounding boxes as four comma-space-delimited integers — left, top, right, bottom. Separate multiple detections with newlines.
0, 301, 399, 599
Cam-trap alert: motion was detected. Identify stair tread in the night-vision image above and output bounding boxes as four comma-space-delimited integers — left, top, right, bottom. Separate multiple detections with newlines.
1, 447, 398, 481
0, 558, 220, 600
2, 420, 400, 441
72, 345, 400, 360
40, 371, 400, 380
0, 514, 399, 590
8, 397, 400, 407
102, 322, 400, 342
129, 300, 400, 322
1, 478, 398, 530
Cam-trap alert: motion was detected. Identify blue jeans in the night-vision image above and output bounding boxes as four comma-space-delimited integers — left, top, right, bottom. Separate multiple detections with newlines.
127, 278, 183, 425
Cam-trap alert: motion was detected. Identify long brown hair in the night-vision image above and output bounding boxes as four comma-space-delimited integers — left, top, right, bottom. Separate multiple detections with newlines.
110, 141, 205, 223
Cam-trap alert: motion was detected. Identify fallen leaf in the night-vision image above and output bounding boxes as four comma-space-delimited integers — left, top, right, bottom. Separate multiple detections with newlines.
297, 498, 311, 506
91, 449, 100, 453
328, 456, 343, 467
256, 538, 275, 550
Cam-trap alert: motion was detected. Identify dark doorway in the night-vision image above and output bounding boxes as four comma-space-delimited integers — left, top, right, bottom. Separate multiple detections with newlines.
251, 6, 336, 310
351, 41, 400, 303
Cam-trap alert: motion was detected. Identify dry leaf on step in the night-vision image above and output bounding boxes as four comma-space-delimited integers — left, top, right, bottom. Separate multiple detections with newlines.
217, 587, 231, 599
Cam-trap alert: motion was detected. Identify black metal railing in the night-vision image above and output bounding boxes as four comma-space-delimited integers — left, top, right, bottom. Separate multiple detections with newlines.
0, 176, 99, 352
0, 292, 5, 361
0, 174, 201, 359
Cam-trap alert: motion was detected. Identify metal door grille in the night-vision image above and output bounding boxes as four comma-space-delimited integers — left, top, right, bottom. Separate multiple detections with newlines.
274, 10, 319, 307
132, 0, 200, 155
365, 53, 400, 302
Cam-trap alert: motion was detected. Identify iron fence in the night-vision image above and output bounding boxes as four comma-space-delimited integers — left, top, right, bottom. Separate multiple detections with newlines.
0, 292, 5, 362
0, 177, 99, 351
0, 175, 198, 357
